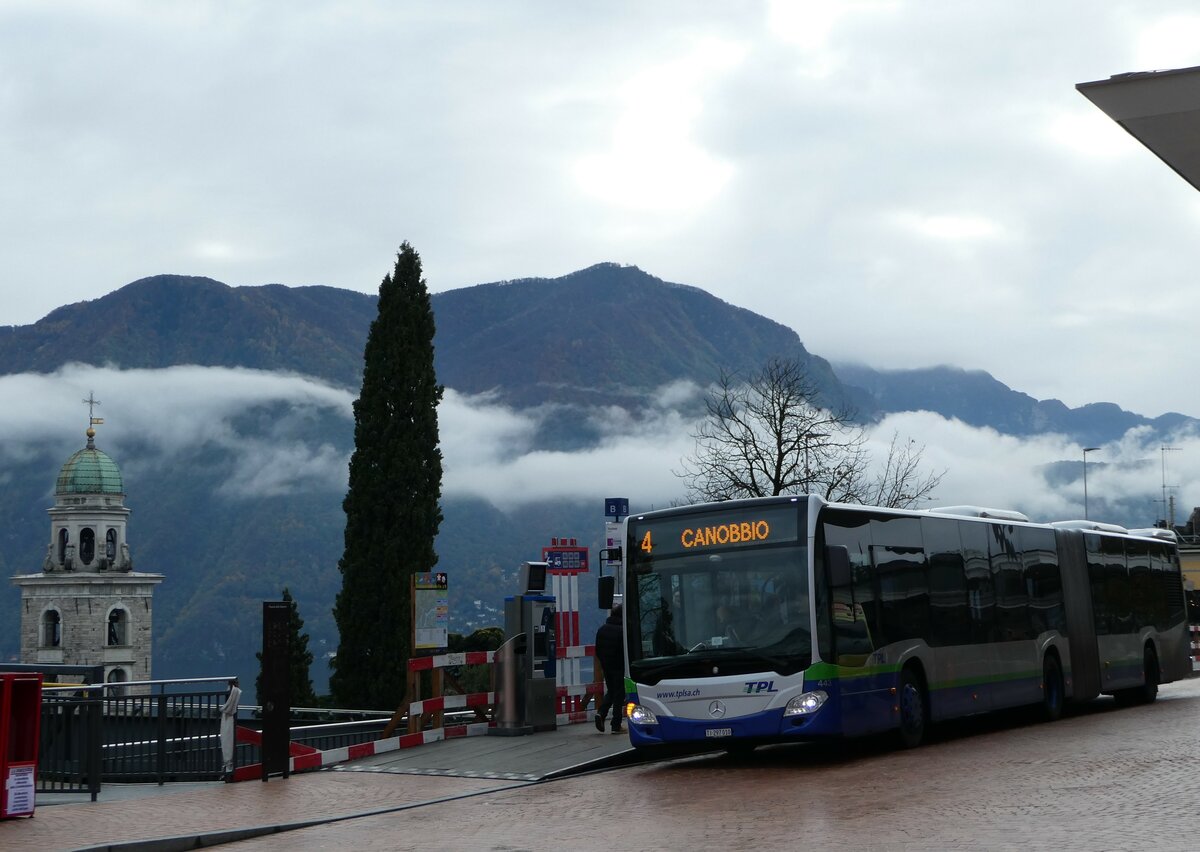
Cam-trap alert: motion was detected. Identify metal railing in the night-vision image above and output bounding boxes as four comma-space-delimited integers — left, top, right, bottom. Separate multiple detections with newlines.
233, 715, 391, 767
96, 677, 236, 784
31, 675, 239, 798
38, 687, 102, 798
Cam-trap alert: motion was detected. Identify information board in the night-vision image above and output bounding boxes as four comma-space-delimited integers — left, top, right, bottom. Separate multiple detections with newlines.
542, 546, 588, 572
413, 572, 449, 650
4, 765, 34, 816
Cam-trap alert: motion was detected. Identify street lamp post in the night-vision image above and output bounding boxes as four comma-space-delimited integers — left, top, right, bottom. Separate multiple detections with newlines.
1082, 447, 1100, 520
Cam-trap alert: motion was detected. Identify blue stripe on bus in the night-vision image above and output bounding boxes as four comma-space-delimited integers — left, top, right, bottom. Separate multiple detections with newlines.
628, 665, 1057, 746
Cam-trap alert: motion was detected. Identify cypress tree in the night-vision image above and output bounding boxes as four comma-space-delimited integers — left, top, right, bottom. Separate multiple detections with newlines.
255, 587, 319, 708
331, 242, 444, 710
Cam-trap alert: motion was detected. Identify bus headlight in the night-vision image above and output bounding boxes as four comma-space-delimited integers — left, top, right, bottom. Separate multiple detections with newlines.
627, 703, 657, 725
783, 690, 828, 717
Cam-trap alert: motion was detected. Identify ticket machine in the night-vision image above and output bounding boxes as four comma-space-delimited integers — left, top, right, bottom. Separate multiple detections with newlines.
490, 562, 557, 735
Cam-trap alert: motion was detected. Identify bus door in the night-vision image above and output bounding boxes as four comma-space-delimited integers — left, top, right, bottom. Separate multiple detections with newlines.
824, 512, 898, 735
828, 556, 890, 735
988, 525, 1041, 709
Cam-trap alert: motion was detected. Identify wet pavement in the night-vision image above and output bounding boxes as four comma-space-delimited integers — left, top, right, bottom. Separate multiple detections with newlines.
1, 717, 643, 851
7, 680, 1200, 851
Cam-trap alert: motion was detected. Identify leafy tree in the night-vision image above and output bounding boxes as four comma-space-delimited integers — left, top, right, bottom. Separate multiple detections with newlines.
331, 242, 444, 710
679, 357, 943, 508
255, 587, 319, 708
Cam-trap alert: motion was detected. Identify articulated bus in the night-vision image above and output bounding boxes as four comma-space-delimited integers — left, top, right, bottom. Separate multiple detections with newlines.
621, 495, 1190, 749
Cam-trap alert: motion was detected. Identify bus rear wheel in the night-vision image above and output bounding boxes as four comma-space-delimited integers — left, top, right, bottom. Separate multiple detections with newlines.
1137, 645, 1160, 705
1041, 654, 1064, 722
1114, 645, 1160, 706
895, 668, 927, 749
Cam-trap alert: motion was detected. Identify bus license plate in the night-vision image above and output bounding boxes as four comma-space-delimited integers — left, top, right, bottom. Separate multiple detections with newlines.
705, 727, 733, 738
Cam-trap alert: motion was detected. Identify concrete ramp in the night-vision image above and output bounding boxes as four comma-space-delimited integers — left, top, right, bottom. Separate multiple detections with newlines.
332, 720, 637, 782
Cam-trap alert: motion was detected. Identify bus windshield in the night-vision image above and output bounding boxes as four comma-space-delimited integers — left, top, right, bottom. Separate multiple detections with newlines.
627, 502, 810, 683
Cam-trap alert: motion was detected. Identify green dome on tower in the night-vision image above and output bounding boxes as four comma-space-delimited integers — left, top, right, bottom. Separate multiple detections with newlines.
55, 428, 124, 495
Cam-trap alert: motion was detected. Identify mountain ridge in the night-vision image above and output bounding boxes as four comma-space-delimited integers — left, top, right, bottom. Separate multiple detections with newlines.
1, 264, 1183, 442
834, 362, 1189, 443
2, 263, 1193, 700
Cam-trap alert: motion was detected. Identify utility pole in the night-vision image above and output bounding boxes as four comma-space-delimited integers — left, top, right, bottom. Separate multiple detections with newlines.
1160, 446, 1181, 527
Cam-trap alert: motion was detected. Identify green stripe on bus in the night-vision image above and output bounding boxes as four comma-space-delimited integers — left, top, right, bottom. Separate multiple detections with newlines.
805, 661, 899, 680
929, 670, 1040, 690
804, 661, 1046, 690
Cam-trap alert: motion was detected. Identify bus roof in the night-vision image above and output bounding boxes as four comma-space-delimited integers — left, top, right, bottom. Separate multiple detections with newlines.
925, 505, 1031, 522
1050, 520, 1129, 534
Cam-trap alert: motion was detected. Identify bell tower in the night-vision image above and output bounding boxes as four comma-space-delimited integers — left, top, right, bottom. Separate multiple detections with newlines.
11, 397, 164, 689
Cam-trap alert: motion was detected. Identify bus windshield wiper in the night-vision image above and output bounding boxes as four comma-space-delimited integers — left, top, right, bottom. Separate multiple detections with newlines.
636, 648, 736, 680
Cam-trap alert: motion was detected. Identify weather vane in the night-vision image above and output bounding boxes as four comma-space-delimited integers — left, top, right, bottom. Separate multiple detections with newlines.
83, 392, 104, 429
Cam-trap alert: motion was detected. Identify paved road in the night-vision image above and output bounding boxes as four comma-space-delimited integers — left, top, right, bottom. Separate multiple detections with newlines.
219, 678, 1200, 851
6, 679, 1198, 851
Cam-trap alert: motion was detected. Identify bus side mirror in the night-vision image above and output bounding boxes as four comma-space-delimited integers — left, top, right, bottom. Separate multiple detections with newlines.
826, 545, 852, 587
598, 575, 615, 610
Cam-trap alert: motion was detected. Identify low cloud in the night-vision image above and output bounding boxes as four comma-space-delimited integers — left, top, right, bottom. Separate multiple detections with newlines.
0, 364, 355, 498
876, 412, 1200, 527
438, 387, 698, 508
3, 366, 1198, 525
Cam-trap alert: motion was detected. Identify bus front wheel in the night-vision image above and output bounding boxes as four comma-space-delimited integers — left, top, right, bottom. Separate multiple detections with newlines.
1041, 654, 1064, 722
895, 668, 927, 749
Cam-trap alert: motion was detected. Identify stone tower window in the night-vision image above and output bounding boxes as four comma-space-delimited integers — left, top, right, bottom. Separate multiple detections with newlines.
107, 667, 128, 697
80, 528, 95, 565
42, 609, 62, 647
106, 529, 117, 561
58, 528, 68, 565
108, 608, 128, 646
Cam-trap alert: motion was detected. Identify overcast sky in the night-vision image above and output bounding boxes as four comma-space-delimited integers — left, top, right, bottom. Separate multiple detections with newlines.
4, 2, 1200, 420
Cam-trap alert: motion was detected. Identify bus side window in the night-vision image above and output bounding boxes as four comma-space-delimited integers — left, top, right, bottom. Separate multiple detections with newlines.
990, 524, 1032, 642
1019, 526, 1063, 635
960, 521, 997, 643
922, 517, 970, 647
1150, 542, 1185, 629
1126, 539, 1152, 630
871, 544, 929, 645
869, 516, 925, 647
823, 510, 875, 666
1103, 536, 1130, 634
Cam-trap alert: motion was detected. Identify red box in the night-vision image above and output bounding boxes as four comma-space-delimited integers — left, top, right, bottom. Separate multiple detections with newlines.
1, 672, 42, 819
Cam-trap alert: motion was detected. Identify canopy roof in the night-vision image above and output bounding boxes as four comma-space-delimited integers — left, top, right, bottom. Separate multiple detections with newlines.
1078, 65, 1200, 193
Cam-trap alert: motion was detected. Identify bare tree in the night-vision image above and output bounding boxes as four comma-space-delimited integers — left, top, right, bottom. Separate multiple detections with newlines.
839, 431, 944, 508
677, 357, 944, 508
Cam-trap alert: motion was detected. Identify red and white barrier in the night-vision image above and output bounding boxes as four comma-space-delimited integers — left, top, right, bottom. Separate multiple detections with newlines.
407, 651, 495, 671
230, 719, 493, 782
409, 690, 495, 718
404, 633, 599, 721
556, 644, 595, 660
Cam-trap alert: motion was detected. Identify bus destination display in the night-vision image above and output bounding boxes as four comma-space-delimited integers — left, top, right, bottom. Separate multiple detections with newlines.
632, 505, 800, 560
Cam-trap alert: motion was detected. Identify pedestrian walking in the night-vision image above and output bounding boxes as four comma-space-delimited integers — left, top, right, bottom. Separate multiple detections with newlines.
594, 604, 626, 734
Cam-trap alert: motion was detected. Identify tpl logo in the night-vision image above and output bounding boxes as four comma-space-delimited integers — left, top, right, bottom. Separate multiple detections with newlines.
743, 680, 778, 694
